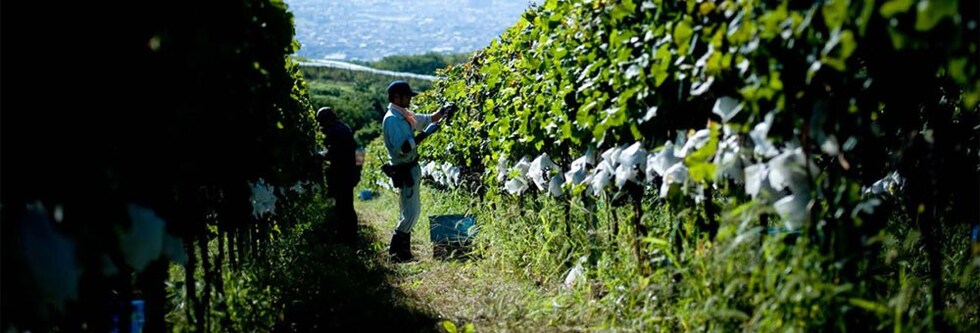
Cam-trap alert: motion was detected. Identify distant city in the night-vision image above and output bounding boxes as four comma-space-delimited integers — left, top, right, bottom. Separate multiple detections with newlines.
284, 0, 539, 61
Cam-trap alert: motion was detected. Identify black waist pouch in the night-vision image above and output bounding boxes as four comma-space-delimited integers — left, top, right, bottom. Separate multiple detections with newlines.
382, 161, 417, 188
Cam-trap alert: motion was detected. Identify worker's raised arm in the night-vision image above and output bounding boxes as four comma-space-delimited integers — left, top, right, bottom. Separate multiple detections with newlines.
430, 103, 457, 123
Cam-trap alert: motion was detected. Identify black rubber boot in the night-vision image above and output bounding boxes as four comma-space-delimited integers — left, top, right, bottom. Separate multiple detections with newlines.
402, 232, 414, 261
389, 231, 414, 262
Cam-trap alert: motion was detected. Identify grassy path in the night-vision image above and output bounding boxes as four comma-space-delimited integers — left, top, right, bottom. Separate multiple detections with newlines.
265, 205, 436, 332
355, 190, 588, 332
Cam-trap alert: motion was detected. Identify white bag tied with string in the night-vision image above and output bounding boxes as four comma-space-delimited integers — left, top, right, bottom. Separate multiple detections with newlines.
504, 156, 532, 195
679, 128, 712, 158
600, 145, 625, 170
744, 163, 773, 199
582, 146, 597, 166
660, 163, 689, 198
865, 171, 905, 197
712, 96, 743, 123
614, 142, 648, 188
650, 141, 682, 177
564, 156, 590, 188
750, 113, 779, 158
767, 148, 816, 194
447, 166, 461, 187
496, 155, 508, 183
511, 156, 531, 180
505, 177, 528, 195
250, 178, 277, 218
549, 174, 564, 198
715, 133, 746, 183
774, 194, 810, 230
591, 160, 614, 197
527, 153, 557, 191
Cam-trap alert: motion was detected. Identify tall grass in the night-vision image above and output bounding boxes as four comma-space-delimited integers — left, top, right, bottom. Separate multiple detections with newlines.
397, 185, 980, 331
160, 178, 978, 331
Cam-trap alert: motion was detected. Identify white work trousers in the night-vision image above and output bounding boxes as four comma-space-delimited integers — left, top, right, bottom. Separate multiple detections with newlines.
395, 165, 422, 234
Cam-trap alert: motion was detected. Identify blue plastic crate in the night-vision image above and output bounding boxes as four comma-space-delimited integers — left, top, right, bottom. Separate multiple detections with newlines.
428, 214, 477, 244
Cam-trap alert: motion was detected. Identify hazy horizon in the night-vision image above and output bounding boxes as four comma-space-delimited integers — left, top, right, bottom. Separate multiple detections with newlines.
284, 0, 539, 61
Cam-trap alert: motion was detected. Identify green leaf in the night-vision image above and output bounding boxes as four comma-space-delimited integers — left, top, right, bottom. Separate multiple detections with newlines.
948, 57, 969, 84
769, 71, 784, 91
441, 320, 458, 333
641, 237, 671, 247
880, 0, 914, 18
915, 0, 958, 31
610, 0, 636, 21
482, 62, 503, 87
654, 43, 672, 87
686, 0, 697, 13
886, 26, 908, 50
630, 123, 642, 140
684, 124, 720, 183
654, 70, 669, 87
544, 0, 557, 11
699, 1, 717, 16
822, 56, 847, 71
710, 23, 726, 48
592, 121, 609, 143
857, 0, 876, 35
577, 100, 597, 128
964, 82, 980, 110
688, 162, 718, 183
560, 121, 573, 141
822, 0, 849, 31
759, 3, 788, 40
849, 298, 889, 315
673, 19, 694, 55
839, 29, 856, 59
553, 46, 568, 60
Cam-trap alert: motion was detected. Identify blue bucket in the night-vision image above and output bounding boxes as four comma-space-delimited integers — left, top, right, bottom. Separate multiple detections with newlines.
429, 214, 477, 259
428, 214, 477, 244
358, 189, 373, 201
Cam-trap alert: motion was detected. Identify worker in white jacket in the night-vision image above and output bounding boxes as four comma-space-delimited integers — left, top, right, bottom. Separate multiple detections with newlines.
381, 80, 456, 262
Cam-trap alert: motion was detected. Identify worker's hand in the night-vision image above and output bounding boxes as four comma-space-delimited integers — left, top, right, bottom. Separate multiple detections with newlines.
439, 103, 458, 119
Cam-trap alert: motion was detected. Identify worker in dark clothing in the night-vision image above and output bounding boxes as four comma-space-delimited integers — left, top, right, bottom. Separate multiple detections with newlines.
316, 107, 359, 245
